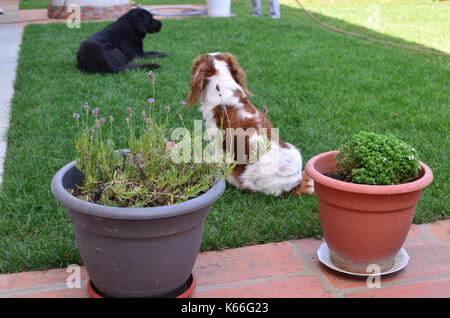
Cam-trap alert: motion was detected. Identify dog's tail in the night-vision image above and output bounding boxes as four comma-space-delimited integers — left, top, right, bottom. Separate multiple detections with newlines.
290, 170, 315, 196
117, 63, 160, 73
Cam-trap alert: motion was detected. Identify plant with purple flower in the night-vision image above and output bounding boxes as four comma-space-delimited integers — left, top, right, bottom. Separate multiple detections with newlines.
71, 73, 233, 208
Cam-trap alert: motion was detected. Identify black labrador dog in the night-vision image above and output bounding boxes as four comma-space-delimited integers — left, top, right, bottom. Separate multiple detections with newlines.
77, 8, 169, 74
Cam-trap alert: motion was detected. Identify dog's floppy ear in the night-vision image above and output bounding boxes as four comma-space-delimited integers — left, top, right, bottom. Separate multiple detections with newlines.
222, 53, 253, 96
135, 13, 147, 34
131, 9, 150, 34
187, 55, 216, 106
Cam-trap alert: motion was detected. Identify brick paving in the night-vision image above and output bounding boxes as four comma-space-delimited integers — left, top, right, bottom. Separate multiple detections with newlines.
0, 3, 207, 28
1, 220, 448, 298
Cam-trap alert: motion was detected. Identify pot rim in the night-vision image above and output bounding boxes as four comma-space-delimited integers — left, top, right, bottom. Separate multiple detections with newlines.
305, 150, 433, 195
51, 160, 226, 219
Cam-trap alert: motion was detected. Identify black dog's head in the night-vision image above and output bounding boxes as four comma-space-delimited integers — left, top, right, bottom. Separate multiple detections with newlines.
125, 8, 162, 35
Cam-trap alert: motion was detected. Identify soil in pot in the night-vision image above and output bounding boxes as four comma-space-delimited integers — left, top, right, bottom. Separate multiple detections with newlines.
322, 172, 347, 182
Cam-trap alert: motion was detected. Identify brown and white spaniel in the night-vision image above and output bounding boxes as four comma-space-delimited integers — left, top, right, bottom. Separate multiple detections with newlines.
187, 52, 313, 196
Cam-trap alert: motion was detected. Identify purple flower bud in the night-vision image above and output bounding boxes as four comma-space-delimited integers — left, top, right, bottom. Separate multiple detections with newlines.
179, 101, 186, 108
109, 116, 114, 124
73, 113, 80, 119
83, 102, 89, 112
178, 114, 184, 121
125, 117, 130, 125
142, 110, 146, 119
147, 98, 154, 105
127, 107, 132, 116
92, 108, 99, 116
165, 105, 171, 112
100, 117, 106, 124
148, 71, 155, 84
146, 117, 152, 125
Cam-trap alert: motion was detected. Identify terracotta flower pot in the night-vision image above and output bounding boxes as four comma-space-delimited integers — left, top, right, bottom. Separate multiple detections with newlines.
305, 151, 433, 273
51, 160, 225, 297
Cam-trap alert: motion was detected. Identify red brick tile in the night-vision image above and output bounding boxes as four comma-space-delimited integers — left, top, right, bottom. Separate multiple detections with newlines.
192, 276, 333, 298
292, 238, 324, 258
316, 239, 450, 290
0, 267, 88, 290
346, 276, 450, 298
2, 0, 19, 11
395, 239, 450, 280
14, 5, 206, 27
405, 224, 423, 240
194, 242, 305, 286
427, 220, 450, 243
11, 286, 89, 298
314, 257, 369, 290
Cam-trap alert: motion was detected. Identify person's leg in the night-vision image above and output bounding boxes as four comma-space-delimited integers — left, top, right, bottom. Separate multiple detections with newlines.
251, 0, 262, 16
268, 0, 280, 18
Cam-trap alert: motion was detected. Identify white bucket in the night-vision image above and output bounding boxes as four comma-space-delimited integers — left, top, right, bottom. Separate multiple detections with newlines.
207, 0, 231, 17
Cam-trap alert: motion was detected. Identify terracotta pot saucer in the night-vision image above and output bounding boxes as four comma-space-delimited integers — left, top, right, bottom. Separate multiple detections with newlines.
317, 243, 409, 276
87, 274, 197, 298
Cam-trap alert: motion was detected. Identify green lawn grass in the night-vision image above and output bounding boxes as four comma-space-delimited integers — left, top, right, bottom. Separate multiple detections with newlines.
1, 0, 448, 273
18, 0, 48, 10
287, 0, 449, 53
19, 0, 206, 10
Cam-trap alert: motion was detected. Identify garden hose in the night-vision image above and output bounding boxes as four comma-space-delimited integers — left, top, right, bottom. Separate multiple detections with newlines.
295, 0, 449, 57
294, 0, 448, 57
130, 1, 207, 17
0, 1, 206, 24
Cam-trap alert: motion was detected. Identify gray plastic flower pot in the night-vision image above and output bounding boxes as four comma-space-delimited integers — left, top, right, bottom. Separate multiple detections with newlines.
51, 160, 225, 298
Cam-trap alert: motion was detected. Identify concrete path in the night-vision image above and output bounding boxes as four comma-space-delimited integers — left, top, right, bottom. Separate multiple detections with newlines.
0, 23, 23, 183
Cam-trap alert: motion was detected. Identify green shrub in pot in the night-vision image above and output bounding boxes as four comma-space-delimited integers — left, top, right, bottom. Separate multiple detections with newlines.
334, 131, 421, 185
305, 131, 432, 274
